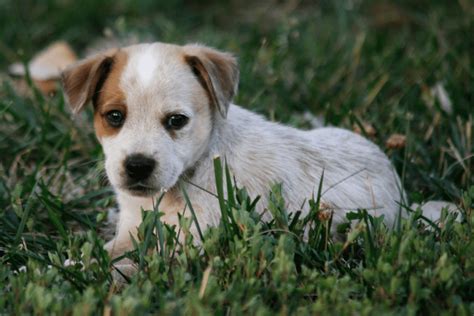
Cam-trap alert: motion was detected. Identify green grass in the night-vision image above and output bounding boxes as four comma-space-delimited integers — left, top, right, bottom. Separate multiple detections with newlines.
1, 0, 473, 314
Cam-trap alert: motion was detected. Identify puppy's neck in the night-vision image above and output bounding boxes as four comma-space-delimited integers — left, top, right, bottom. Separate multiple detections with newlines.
171, 104, 253, 197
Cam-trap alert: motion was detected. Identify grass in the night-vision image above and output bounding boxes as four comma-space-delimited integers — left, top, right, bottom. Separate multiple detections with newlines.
1, 0, 473, 314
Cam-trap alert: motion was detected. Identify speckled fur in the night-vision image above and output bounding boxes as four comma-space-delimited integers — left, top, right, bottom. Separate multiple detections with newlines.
62, 42, 455, 266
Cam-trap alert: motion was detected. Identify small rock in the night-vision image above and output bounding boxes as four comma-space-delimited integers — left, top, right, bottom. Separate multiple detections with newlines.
353, 122, 376, 138
9, 41, 77, 95
386, 133, 406, 149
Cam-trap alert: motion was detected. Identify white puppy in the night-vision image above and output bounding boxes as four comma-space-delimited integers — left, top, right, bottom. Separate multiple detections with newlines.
62, 42, 452, 260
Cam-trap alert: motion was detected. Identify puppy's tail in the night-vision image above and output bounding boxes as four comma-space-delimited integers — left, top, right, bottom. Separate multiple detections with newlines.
410, 200, 460, 222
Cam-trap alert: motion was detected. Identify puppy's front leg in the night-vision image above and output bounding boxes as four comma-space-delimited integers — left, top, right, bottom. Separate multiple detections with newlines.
104, 236, 135, 259
107, 194, 156, 257
104, 194, 179, 280
109, 258, 138, 284
104, 230, 139, 281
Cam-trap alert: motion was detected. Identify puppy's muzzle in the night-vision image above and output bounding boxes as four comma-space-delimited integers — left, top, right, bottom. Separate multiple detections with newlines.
124, 154, 156, 182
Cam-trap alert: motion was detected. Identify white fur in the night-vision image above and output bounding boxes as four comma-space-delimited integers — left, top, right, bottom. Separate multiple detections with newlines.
102, 44, 212, 200
104, 43, 406, 256
106, 103, 405, 255
62, 42, 456, 262
135, 48, 158, 87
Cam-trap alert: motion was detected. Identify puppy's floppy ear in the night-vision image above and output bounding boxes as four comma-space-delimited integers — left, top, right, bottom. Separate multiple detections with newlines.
184, 44, 239, 118
61, 52, 115, 114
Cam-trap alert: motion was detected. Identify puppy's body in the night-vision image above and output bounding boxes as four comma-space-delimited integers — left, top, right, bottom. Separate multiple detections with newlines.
62, 42, 443, 260
108, 104, 403, 255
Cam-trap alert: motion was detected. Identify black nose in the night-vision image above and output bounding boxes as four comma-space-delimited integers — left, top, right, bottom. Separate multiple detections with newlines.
124, 154, 156, 181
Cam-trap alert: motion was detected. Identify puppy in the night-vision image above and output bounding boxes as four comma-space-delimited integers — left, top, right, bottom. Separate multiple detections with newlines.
62, 42, 452, 260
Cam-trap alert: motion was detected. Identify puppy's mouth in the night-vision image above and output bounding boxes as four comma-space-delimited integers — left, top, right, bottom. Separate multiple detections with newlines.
125, 182, 159, 197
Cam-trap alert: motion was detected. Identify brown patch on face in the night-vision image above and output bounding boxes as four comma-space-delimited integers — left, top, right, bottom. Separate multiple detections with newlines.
93, 51, 129, 140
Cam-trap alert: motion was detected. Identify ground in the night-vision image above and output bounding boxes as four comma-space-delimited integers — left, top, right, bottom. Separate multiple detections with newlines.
0, 0, 473, 314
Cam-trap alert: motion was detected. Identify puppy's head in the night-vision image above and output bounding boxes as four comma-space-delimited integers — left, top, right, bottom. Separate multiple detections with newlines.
62, 43, 239, 196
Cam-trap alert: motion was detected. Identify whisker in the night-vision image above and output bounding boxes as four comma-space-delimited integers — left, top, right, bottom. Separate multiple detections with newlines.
321, 168, 367, 197
183, 179, 218, 198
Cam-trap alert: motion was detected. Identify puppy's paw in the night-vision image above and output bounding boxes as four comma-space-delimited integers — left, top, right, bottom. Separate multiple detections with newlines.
110, 262, 138, 284
412, 201, 460, 222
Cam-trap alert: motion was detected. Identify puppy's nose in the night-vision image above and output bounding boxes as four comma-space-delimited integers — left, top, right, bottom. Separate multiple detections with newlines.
124, 154, 156, 181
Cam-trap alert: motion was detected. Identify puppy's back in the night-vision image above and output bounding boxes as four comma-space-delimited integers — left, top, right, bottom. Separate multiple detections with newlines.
302, 127, 404, 226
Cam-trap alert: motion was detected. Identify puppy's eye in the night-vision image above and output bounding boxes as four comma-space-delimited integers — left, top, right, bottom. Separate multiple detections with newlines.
105, 110, 125, 127
165, 114, 189, 130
